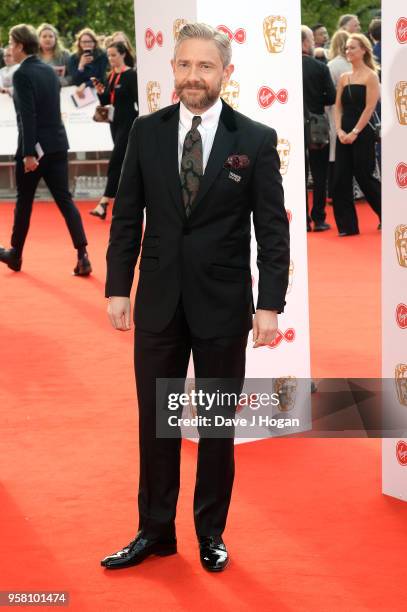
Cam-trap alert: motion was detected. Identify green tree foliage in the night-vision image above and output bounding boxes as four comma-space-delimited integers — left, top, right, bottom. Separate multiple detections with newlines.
301, 0, 381, 34
0, 0, 135, 48
0, 0, 380, 48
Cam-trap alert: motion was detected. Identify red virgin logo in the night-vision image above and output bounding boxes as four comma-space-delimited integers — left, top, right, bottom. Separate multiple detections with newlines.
258, 86, 288, 109
145, 28, 163, 50
396, 18, 407, 44
396, 162, 407, 189
396, 304, 407, 329
396, 441, 407, 465
217, 25, 246, 44
267, 328, 295, 349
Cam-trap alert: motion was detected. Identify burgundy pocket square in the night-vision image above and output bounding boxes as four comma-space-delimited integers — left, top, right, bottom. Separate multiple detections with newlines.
224, 154, 250, 170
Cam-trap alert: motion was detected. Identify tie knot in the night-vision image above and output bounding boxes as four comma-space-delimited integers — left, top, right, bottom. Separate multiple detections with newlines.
192, 115, 202, 130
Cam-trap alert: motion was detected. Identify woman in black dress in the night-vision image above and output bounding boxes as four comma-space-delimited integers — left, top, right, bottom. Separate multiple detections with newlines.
89, 41, 138, 219
332, 33, 381, 236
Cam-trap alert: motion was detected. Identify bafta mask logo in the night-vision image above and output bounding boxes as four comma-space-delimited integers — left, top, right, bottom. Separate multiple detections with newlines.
263, 15, 287, 53
287, 260, 294, 293
395, 81, 407, 125
146, 81, 161, 113
395, 364, 407, 407
396, 162, 407, 189
145, 28, 163, 50
217, 25, 246, 44
396, 18, 407, 44
396, 303, 407, 329
173, 18, 188, 42
220, 80, 240, 109
266, 328, 295, 349
395, 225, 407, 267
396, 440, 407, 466
277, 138, 291, 175
273, 377, 297, 412
258, 86, 288, 109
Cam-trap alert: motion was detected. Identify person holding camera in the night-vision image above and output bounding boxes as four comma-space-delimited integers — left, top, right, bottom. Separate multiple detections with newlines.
89, 41, 138, 220
68, 28, 108, 98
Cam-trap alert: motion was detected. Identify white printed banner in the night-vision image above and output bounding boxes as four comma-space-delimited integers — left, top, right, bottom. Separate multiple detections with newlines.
134, 0, 311, 438
382, 4, 407, 499
0, 85, 112, 155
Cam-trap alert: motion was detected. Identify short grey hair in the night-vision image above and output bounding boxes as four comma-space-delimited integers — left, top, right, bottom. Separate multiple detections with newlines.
174, 22, 232, 68
338, 14, 358, 29
301, 25, 312, 43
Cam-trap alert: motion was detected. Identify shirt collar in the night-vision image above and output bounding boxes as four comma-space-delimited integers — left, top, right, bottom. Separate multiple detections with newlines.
179, 97, 222, 131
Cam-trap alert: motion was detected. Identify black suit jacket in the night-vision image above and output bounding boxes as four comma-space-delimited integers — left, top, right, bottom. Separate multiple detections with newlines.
12, 55, 69, 158
105, 100, 290, 339
302, 54, 336, 115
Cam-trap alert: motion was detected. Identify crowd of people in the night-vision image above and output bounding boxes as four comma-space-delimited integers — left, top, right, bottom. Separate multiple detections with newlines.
0, 25, 139, 218
0, 12, 382, 270
302, 13, 382, 235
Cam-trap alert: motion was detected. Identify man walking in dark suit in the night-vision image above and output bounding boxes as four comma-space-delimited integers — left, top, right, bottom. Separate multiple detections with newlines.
302, 25, 336, 232
0, 24, 91, 275
102, 23, 289, 572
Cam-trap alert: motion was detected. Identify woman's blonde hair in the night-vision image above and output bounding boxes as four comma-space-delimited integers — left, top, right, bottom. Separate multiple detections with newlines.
328, 30, 349, 60
73, 27, 101, 56
37, 23, 65, 58
348, 33, 379, 73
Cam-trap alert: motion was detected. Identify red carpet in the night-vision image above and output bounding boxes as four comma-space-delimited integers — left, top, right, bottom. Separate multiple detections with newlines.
1, 200, 405, 612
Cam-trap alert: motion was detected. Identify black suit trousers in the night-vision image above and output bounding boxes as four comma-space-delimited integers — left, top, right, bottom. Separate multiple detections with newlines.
134, 298, 248, 539
305, 142, 329, 225
11, 152, 87, 256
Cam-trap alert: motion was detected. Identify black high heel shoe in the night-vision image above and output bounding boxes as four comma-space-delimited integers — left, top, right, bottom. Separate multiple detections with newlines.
89, 201, 108, 220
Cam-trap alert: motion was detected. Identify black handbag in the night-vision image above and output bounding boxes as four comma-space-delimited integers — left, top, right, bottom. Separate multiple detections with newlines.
306, 111, 330, 149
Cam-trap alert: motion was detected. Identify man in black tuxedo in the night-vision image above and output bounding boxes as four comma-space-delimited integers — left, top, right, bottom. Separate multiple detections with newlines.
102, 23, 289, 572
0, 24, 91, 275
302, 25, 336, 232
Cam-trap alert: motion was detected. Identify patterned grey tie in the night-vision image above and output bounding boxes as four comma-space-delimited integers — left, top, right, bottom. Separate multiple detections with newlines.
180, 115, 203, 218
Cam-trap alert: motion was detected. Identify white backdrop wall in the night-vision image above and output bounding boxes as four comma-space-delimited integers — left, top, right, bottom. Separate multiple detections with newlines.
0, 86, 112, 155
382, 5, 407, 499
134, 0, 311, 388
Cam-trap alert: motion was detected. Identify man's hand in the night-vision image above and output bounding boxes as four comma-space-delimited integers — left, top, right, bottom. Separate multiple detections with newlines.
23, 156, 39, 173
107, 297, 131, 331
252, 309, 278, 348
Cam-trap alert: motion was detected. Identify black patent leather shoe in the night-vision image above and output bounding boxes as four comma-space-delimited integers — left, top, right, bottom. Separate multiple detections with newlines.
101, 532, 177, 569
73, 254, 92, 276
199, 536, 229, 572
0, 247, 22, 271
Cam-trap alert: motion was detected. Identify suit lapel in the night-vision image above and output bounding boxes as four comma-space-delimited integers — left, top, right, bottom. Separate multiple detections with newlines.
157, 104, 185, 220
189, 100, 237, 215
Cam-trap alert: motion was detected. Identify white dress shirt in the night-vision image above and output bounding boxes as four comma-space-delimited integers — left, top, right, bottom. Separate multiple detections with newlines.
178, 97, 222, 173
